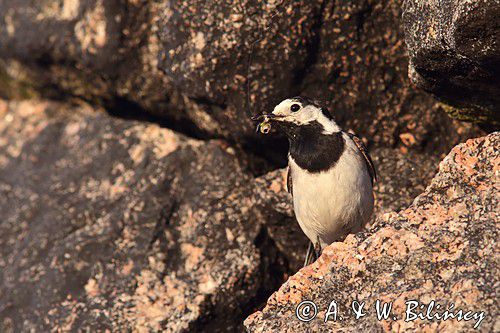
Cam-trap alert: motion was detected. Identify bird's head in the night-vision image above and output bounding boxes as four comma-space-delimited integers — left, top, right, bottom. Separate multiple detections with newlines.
253, 96, 340, 137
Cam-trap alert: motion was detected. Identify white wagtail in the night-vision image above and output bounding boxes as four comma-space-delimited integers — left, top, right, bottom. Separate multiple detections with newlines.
253, 96, 376, 266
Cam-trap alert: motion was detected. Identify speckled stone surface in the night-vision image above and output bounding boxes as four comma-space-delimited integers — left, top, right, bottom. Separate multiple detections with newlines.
298, 0, 458, 149
251, 143, 455, 272
0, 1, 485, 145
0, 2, 496, 331
245, 132, 499, 332
157, 0, 322, 139
0, 0, 174, 115
402, 0, 500, 123
0, 99, 289, 332
0, 98, 485, 332
157, 0, 483, 146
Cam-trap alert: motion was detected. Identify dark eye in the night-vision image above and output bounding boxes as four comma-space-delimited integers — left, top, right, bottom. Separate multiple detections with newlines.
290, 104, 301, 112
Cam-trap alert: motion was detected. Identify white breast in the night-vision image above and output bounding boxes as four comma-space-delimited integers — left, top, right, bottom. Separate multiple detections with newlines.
289, 134, 374, 247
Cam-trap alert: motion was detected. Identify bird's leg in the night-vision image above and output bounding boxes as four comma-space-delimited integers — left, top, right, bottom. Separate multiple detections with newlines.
303, 241, 316, 267
314, 235, 322, 258
304, 236, 324, 267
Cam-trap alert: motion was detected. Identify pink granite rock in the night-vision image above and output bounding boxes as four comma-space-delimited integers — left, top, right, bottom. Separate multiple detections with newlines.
245, 132, 499, 332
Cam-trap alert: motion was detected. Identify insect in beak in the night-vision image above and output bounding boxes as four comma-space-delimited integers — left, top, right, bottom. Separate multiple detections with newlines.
252, 114, 274, 134
258, 120, 271, 134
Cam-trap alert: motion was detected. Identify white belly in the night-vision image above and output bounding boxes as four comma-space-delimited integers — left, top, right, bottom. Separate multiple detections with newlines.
289, 142, 374, 247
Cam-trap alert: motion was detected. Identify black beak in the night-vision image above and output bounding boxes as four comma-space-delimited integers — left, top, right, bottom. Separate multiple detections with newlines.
251, 113, 275, 121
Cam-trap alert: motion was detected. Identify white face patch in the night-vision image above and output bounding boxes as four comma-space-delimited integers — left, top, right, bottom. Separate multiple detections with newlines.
271, 98, 341, 134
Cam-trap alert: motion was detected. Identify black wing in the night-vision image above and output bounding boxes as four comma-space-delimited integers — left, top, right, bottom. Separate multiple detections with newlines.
286, 166, 293, 197
347, 133, 377, 184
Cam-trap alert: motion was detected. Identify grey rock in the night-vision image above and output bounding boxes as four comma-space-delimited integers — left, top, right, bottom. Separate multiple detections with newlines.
157, 0, 323, 139
0, 96, 491, 331
0, 1, 484, 145
299, 0, 443, 146
0, 1, 174, 118
402, 0, 500, 124
0, 99, 286, 332
252, 146, 447, 272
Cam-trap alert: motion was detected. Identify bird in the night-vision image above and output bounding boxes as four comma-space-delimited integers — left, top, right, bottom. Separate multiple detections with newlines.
253, 96, 376, 266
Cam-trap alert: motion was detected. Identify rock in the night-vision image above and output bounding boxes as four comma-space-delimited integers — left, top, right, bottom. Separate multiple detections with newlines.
0, 1, 175, 118
0, 97, 473, 331
0, 0, 321, 140
0, 99, 288, 332
294, 0, 471, 148
252, 169, 305, 271
402, 0, 500, 124
245, 132, 499, 332
371, 147, 441, 216
158, 0, 482, 147
0, 1, 484, 146
252, 145, 450, 272
157, 1, 323, 139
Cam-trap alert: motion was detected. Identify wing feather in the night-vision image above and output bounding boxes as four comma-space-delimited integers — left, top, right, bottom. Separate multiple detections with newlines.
286, 166, 293, 197
347, 133, 377, 184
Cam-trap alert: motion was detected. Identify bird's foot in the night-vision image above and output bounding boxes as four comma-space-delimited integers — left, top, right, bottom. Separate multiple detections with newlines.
314, 235, 322, 258
303, 241, 316, 267
303, 237, 323, 267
